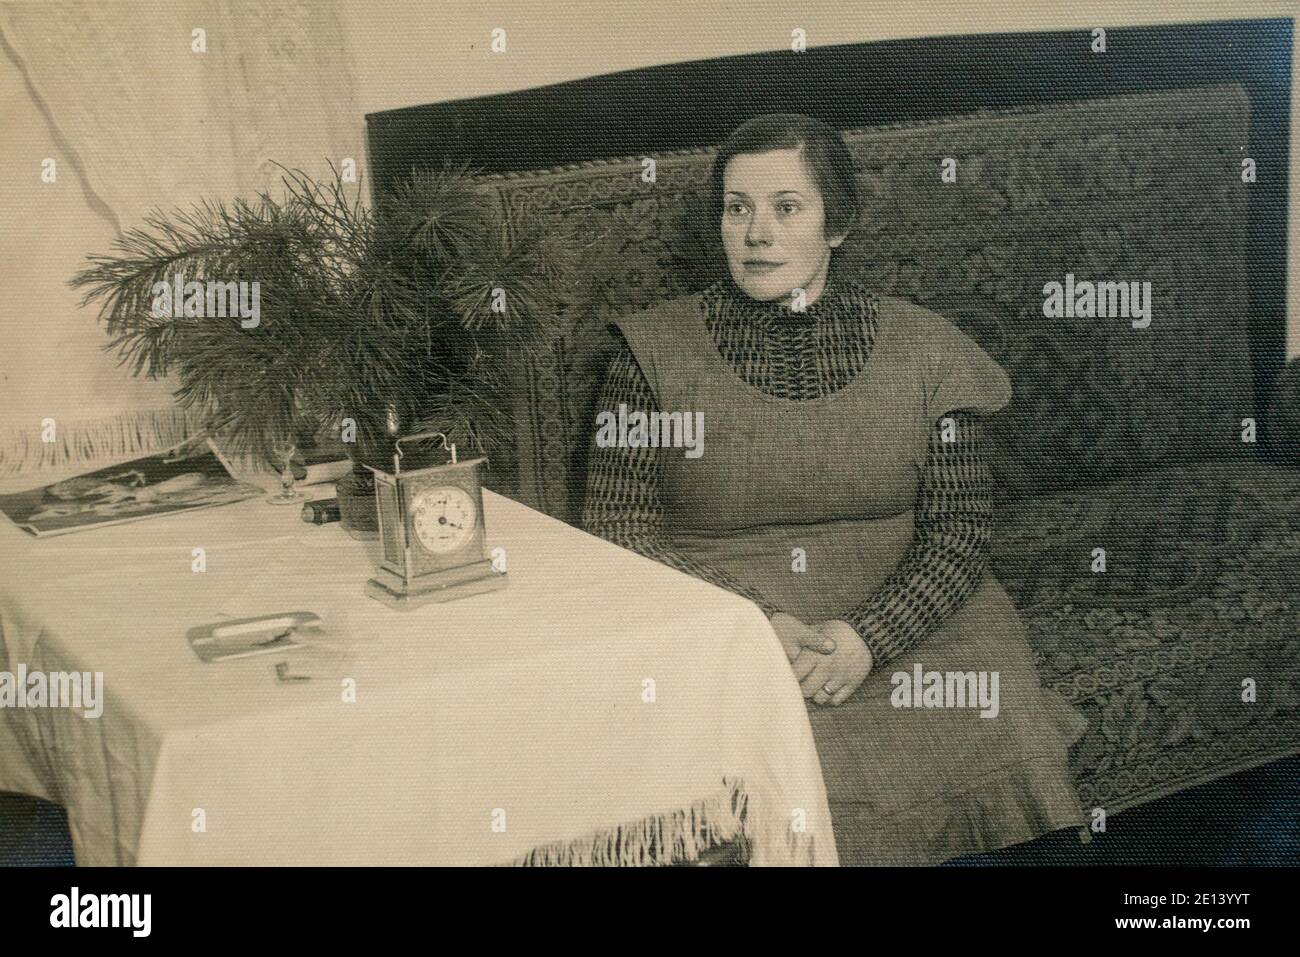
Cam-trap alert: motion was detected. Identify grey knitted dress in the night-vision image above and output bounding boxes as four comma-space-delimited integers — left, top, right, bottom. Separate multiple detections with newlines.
585, 274, 1088, 865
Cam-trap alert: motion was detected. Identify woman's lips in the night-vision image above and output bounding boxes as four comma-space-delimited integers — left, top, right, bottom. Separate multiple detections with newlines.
744, 261, 783, 274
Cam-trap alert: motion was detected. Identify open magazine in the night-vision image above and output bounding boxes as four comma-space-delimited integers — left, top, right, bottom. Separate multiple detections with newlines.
0, 437, 266, 538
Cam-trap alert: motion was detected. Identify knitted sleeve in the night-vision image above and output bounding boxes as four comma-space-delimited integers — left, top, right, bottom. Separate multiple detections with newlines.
580, 336, 783, 618
839, 410, 995, 669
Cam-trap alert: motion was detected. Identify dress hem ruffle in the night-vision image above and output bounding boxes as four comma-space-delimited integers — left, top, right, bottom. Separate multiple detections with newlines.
827, 751, 1085, 866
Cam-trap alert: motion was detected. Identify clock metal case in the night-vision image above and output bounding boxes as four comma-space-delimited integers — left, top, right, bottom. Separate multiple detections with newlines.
363, 454, 508, 610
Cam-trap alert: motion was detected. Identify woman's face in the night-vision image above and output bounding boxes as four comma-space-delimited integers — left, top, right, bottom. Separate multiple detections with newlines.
721, 147, 847, 304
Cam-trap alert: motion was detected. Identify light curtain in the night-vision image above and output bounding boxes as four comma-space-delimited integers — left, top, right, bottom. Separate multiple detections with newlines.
0, 0, 364, 478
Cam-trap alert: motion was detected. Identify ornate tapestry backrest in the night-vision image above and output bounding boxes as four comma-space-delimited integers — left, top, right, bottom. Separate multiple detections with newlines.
473, 84, 1256, 524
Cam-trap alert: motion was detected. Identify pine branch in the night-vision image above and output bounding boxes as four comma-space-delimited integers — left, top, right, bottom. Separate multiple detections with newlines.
70, 161, 582, 467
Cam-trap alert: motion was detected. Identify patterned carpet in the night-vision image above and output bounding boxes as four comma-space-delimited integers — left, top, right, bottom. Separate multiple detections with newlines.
991, 458, 1300, 817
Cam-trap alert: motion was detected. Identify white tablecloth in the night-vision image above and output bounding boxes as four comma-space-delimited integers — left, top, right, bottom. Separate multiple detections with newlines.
0, 481, 837, 866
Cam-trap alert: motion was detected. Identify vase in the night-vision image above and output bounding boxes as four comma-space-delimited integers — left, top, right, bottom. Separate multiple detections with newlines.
336, 425, 395, 541
336, 465, 379, 541
335, 414, 450, 540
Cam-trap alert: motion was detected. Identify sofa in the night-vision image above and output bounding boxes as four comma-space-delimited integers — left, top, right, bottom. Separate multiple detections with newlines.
462, 83, 1299, 857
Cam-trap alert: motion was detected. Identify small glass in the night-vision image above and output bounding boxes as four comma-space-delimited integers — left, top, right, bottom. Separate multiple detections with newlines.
265, 439, 305, 505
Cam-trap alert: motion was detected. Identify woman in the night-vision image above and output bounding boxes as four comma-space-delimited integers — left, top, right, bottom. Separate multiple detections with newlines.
581, 114, 1088, 865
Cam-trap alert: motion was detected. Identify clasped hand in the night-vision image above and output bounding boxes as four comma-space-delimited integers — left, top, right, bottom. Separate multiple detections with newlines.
770, 612, 874, 707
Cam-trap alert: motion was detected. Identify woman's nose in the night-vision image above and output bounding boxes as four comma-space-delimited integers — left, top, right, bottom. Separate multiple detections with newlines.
746, 214, 773, 246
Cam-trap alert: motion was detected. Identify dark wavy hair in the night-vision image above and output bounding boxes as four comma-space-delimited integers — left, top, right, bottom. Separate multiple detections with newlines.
708, 113, 862, 242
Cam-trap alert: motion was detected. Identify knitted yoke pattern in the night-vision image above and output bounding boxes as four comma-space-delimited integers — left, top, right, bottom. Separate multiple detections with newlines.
580, 273, 995, 668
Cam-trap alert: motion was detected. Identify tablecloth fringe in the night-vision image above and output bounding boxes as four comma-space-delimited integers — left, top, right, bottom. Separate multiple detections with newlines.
506, 777, 820, 867
0, 406, 207, 477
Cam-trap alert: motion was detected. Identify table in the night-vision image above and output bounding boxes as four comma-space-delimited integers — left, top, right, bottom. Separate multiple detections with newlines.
0, 478, 837, 866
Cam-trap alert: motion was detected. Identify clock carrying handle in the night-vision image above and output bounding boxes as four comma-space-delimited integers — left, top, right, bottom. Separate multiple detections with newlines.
393, 431, 455, 475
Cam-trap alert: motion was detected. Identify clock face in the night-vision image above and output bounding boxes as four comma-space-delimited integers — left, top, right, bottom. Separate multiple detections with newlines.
409, 485, 478, 555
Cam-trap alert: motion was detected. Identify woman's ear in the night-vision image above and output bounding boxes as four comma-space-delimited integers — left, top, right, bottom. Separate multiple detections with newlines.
827, 230, 849, 249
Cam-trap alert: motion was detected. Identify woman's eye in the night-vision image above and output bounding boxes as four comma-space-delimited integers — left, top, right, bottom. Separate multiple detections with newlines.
778, 202, 800, 215
725, 203, 748, 217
